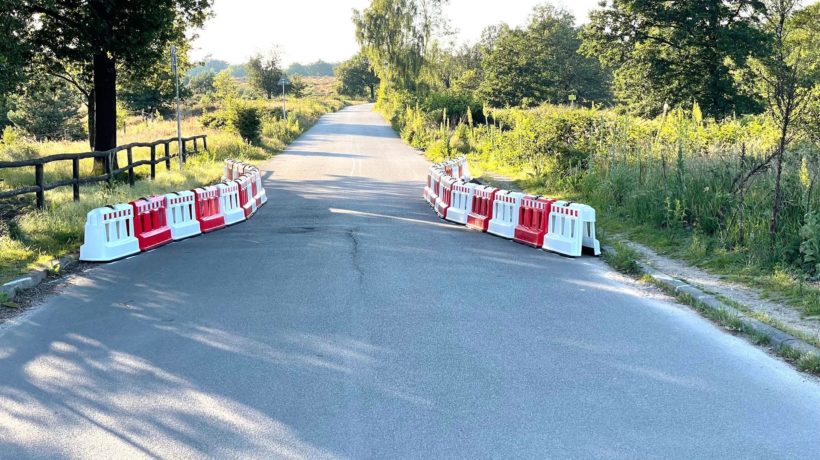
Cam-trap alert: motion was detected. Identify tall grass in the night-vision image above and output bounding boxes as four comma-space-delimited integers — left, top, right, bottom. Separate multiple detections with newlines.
0, 96, 346, 283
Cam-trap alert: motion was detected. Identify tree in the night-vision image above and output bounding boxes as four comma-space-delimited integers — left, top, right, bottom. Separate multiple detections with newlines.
7, 74, 85, 141
336, 53, 380, 99
353, 0, 448, 92
6, 0, 212, 171
0, 2, 32, 98
247, 49, 282, 99
481, 4, 611, 107
287, 75, 307, 98
120, 40, 193, 116
581, 0, 769, 118
287, 60, 337, 76
213, 69, 239, 103
750, 1, 819, 243
186, 69, 216, 97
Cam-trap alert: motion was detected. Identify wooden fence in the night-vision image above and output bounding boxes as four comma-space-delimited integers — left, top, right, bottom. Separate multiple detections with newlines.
0, 135, 207, 209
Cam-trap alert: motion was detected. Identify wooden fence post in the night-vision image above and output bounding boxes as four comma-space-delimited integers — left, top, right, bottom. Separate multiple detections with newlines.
72, 157, 80, 202
107, 152, 114, 186
150, 145, 156, 179
203, 136, 208, 151
35, 163, 44, 209
165, 142, 171, 170
127, 147, 135, 186
193, 137, 198, 154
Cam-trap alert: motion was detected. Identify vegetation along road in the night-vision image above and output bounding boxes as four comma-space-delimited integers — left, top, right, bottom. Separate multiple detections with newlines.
0, 105, 818, 458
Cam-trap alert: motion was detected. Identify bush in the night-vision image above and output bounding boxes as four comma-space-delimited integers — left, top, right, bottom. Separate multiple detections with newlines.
229, 103, 262, 144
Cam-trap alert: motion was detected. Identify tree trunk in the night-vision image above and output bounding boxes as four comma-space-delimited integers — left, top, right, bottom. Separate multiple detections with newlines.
92, 52, 117, 174
369, 84, 375, 101
87, 89, 96, 151
769, 123, 789, 247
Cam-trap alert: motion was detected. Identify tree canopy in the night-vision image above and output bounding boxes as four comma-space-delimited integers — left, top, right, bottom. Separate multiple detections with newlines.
580, 0, 769, 118
354, 0, 448, 92
336, 54, 380, 99
247, 49, 283, 99
481, 5, 611, 107
3, 0, 212, 155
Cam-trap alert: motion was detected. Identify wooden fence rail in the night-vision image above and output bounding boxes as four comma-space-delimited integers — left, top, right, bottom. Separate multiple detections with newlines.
0, 135, 207, 209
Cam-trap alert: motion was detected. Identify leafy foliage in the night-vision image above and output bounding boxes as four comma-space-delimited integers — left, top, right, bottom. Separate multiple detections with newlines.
580, 0, 769, 118
247, 49, 283, 99
354, 0, 447, 92
7, 75, 85, 141
229, 103, 262, 144
481, 5, 610, 107
336, 54, 380, 99
287, 60, 337, 77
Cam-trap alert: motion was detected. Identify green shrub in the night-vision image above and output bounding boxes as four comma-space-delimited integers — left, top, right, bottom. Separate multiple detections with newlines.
229, 103, 262, 144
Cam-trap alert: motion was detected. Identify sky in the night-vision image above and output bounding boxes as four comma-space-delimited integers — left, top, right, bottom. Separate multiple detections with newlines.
191, 0, 601, 66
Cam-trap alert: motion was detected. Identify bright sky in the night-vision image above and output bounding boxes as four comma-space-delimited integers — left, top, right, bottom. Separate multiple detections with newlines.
191, 0, 601, 66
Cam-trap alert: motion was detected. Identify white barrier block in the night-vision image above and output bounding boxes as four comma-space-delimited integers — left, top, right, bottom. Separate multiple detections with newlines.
445, 181, 476, 224
487, 190, 525, 239
543, 201, 583, 257
217, 181, 246, 226
80, 204, 141, 261
572, 203, 601, 256
163, 191, 201, 241
250, 168, 267, 206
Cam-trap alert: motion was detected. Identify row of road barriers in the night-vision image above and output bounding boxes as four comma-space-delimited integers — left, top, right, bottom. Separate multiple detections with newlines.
79, 160, 267, 262
424, 158, 601, 258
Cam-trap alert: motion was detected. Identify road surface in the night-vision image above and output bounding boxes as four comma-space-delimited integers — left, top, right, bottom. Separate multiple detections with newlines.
1, 104, 819, 459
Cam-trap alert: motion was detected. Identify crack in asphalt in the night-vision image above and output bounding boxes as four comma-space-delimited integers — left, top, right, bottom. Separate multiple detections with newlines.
346, 228, 364, 285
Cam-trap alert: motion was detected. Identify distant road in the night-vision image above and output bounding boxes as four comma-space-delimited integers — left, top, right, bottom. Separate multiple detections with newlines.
0, 104, 818, 459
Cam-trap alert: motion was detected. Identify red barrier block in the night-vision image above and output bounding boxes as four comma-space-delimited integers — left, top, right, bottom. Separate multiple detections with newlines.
193, 186, 226, 233
435, 176, 457, 218
466, 185, 498, 231
237, 175, 257, 218
513, 196, 556, 247
129, 196, 173, 251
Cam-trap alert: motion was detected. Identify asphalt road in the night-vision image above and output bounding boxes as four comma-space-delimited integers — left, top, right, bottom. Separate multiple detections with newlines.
1, 104, 819, 459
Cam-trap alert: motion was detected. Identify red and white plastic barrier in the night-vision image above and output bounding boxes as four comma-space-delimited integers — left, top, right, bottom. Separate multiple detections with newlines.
80, 205, 141, 261
249, 168, 267, 207
163, 191, 201, 241
434, 175, 457, 218
130, 196, 174, 251
237, 175, 257, 218
543, 202, 601, 257
466, 185, 498, 232
217, 181, 246, 226
425, 168, 443, 208
514, 196, 555, 248
422, 156, 600, 258
224, 159, 237, 181
79, 159, 266, 263
445, 180, 476, 224
193, 186, 226, 233
487, 190, 524, 239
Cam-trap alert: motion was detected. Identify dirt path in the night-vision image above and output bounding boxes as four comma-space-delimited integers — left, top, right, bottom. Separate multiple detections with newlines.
621, 238, 820, 345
